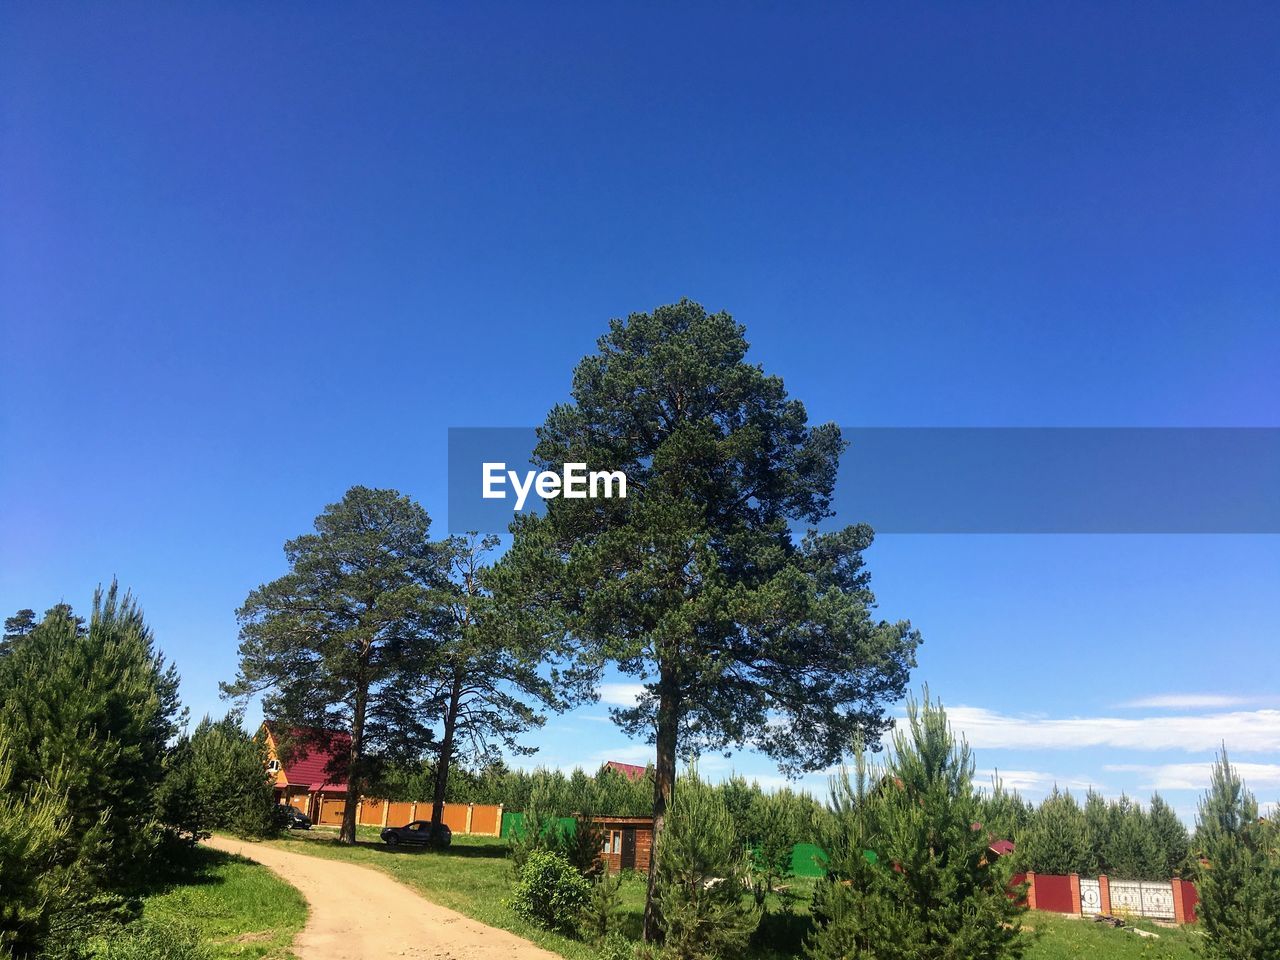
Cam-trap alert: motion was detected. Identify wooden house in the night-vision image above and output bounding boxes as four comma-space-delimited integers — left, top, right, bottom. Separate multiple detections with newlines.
262, 724, 350, 826
594, 815, 654, 874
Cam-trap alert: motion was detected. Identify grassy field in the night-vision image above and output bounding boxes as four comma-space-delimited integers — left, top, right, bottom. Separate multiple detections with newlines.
276, 827, 1200, 960
133, 845, 307, 959
1022, 911, 1199, 960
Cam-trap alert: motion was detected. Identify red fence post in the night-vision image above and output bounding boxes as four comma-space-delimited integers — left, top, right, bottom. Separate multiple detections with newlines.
1026, 871, 1037, 910
1069, 874, 1082, 915
1099, 875, 1111, 915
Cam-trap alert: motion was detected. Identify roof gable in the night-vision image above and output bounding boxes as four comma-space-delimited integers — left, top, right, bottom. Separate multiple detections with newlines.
264, 724, 350, 789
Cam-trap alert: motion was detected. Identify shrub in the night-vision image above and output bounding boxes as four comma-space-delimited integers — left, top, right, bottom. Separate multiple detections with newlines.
510, 850, 592, 933
0, 737, 76, 957
578, 871, 625, 944
157, 713, 278, 842
806, 691, 1025, 960
651, 772, 760, 960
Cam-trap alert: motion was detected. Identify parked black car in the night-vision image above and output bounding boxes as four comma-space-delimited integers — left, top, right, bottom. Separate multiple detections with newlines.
273, 806, 312, 831
380, 820, 451, 848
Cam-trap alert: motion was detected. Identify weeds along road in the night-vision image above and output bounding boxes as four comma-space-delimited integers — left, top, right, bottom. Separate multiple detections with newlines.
204, 835, 563, 960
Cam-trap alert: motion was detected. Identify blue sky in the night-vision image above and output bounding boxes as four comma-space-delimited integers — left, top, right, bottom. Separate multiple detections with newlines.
3, 3, 1278, 824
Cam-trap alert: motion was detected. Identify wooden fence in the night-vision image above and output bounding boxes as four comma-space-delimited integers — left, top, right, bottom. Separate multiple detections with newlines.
310, 797, 503, 835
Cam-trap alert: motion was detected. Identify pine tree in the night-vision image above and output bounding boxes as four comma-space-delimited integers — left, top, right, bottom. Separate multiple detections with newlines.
1146, 793, 1189, 879
224, 486, 446, 844
651, 771, 761, 960
493, 301, 921, 936
0, 731, 77, 957
1105, 795, 1161, 880
1195, 750, 1280, 959
807, 692, 1025, 960
1082, 788, 1110, 875
158, 712, 277, 841
1018, 788, 1088, 876
979, 773, 1032, 848
0, 585, 183, 888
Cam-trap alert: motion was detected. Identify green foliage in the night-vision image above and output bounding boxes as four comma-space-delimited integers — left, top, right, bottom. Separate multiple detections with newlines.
806, 691, 1025, 960
44, 921, 208, 960
596, 932, 637, 960
157, 713, 278, 842
0, 735, 77, 957
1081, 788, 1110, 875
1194, 750, 1280, 960
420, 534, 589, 830
1016, 788, 1090, 876
493, 301, 921, 934
0, 585, 184, 954
223, 486, 446, 843
745, 791, 804, 911
1146, 793, 1190, 879
651, 772, 760, 960
978, 774, 1032, 847
1104, 795, 1161, 880
1013, 786, 1190, 881
579, 871, 626, 944
508, 783, 567, 875
564, 817, 607, 880
510, 850, 593, 934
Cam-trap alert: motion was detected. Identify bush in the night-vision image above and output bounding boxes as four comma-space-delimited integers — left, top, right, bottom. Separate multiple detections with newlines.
651, 772, 760, 960
0, 737, 76, 957
157, 713, 278, 843
510, 850, 592, 933
578, 871, 625, 944
806, 692, 1025, 960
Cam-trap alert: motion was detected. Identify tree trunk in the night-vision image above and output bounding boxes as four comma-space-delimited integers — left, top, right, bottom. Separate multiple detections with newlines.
340, 683, 368, 845
431, 673, 463, 828
643, 667, 679, 942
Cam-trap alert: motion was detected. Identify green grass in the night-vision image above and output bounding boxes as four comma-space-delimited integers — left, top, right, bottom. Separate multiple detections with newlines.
1021, 911, 1199, 960
136, 845, 307, 959
277, 828, 1201, 960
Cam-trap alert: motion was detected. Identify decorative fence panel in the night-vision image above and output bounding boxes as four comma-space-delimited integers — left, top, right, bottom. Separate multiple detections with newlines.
1079, 878, 1102, 915
1109, 880, 1175, 920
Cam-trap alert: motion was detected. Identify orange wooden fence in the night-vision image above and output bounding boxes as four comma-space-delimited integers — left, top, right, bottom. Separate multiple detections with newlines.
338, 798, 503, 835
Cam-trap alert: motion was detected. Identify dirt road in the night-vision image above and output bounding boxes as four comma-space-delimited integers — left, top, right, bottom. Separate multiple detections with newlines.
205, 835, 564, 960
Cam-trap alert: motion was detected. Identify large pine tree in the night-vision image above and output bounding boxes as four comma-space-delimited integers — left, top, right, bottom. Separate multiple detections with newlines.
807, 692, 1025, 960
223, 486, 445, 844
494, 300, 921, 935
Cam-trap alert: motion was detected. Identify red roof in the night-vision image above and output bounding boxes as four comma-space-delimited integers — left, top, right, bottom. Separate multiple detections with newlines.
988, 839, 1016, 857
265, 724, 349, 789
604, 761, 649, 781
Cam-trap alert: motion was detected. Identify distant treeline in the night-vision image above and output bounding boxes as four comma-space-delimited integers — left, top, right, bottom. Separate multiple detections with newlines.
376, 760, 826, 842
978, 779, 1192, 880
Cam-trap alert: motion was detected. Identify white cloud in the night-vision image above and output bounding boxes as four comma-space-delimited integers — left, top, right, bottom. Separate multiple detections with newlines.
1120, 694, 1251, 710
1104, 762, 1280, 792
589, 743, 653, 765
597, 682, 646, 706
946, 706, 1280, 753
975, 768, 1101, 793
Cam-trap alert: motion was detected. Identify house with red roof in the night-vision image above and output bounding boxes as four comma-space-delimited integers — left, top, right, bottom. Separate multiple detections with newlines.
603, 760, 650, 782
262, 724, 351, 823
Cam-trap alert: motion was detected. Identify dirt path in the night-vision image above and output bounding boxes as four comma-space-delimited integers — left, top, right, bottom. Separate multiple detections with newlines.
205, 835, 563, 960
